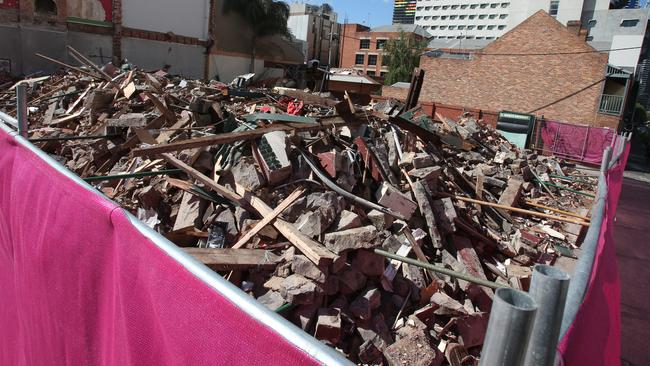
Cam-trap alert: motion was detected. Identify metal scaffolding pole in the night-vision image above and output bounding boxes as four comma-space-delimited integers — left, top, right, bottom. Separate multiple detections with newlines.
524, 265, 570, 366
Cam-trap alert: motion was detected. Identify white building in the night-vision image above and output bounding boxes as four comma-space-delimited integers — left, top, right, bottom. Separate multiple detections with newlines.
414, 0, 612, 44
288, 2, 340, 66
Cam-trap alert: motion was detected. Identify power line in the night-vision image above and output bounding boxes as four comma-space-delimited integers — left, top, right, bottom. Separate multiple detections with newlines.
338, 31, 642, 57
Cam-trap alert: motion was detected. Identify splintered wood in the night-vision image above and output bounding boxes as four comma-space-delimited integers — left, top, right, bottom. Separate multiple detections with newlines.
1, 62, 598, 365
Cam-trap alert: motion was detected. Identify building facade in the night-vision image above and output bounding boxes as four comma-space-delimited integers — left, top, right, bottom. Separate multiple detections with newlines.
581, 8, 650, 72
339, 24, 429, 77
418, 11, 631, 129
0, 0, 304, 81
392, 0, 416, 24
287, 2, 340, 66
414, 0, 612, 43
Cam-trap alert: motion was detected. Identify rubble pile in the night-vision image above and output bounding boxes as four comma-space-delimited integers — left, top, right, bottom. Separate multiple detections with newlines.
1, 63, 597, 365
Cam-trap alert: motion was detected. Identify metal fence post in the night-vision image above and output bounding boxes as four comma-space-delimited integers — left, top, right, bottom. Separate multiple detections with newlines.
524, 265, 570, 366
480, 288, 538, 366
16, 83, 28, 138
560, 147, 611, 338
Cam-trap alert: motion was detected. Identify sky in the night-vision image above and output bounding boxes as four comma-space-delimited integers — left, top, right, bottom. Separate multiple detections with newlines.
296, 0, 394, 28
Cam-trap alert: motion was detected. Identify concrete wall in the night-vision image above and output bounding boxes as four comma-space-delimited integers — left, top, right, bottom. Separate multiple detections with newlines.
0, 25, 111, 76
583, 8, 650, 70
208, 54, 264, 83
122, 37, 205, 78
122, 0, 209, 40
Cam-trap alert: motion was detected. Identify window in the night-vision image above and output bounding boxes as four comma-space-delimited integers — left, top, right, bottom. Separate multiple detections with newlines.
380, 72, 387, 77
450, 15, 458, 19
480, 3, 488, 8
451, 4, 459, 9
367, 70, 376, 76
479, 14, 487, 19
424, 16, 431, 20
487, 25, 496, 30
469, 15, 476, 19
458, 25, 466, 30
549, 1, 559, 17
470, 4, 478, 9
376, 39, 387, 49
477, 25, 485, 30
489, 14, 497, 19
501, 2, 509, 8
355, 54, 365, 65
467, 25, 475, 30
459, 15, 467, 19
499, 14, 507, 19
498, 25, 506, 30
449, 25, 457, 30
490, 3, 498, 8
382, 56, 389, 66
461, 4, 468, 9
368, 54, 377, 66
424, 6, 431, 10
359, 39, 370, 49
621, 19, 640, 27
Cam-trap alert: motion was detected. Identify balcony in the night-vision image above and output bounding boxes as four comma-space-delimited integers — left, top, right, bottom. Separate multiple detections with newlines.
599, 94, 624, 115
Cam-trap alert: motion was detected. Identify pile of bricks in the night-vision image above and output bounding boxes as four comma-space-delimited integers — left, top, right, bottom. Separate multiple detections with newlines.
0, 57, 597, 365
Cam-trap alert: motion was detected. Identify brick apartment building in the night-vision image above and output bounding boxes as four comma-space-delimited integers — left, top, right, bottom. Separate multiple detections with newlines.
339, 23, 429, 77
415, 11, 632, 129
0, 0, 303, 81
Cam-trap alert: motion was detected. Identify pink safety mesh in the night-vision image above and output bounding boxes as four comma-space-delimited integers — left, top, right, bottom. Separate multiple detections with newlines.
0, 128, 320, 366
557, 141, 629, 365
539, 120, 616, 165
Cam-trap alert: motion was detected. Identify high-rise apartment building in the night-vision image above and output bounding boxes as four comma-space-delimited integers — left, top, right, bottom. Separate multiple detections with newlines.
414, 0, 610, 43
393, 0, 417, 24
288, 2, 341, 66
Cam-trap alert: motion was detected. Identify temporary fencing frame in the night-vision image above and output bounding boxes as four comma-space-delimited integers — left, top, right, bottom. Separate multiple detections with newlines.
0, 107, 631, 365
0, 114, 352, 365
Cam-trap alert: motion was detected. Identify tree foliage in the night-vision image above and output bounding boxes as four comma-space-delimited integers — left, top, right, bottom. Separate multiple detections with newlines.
383, 31, 426, 86
633, 102, 648, 125
224, 0, 291, 72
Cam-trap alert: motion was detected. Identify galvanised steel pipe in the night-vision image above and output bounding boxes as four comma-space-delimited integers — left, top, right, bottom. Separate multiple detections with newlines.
524, 265, 570, 366
480, 288, 538, 366
560, 147, 611, 339
16, 84, 28, 138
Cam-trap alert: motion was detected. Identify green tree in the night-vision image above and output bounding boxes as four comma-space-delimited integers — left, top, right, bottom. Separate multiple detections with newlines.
383, 31, 426, 86
633, 102, 647, 125
224, 0, 291, 73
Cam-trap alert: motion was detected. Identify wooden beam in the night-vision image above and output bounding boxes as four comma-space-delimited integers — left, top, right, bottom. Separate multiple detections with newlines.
143, 91, 176, 123
183, 248, 281, 271
162, 153, 248, 206
441, 193, 589, 226
162, 153, 336, 266
35, 53, 101, 79
131, 117, 349, 158
524, 200, 590, 221
234, 183, 336, 266
66, 46, 114, 82
232, 188, 305, 249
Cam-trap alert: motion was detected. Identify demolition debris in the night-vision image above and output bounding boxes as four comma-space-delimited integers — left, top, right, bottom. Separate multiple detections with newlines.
0, 54, 598, 365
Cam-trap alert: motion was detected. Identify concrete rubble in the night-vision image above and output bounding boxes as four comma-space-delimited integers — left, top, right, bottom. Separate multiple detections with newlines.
0, 59, 599, 365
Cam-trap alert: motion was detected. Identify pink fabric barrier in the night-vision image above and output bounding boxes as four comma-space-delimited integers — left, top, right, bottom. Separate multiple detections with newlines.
557, 142, 630, 365
0, 129, 320, 365
539, 120, 616, 165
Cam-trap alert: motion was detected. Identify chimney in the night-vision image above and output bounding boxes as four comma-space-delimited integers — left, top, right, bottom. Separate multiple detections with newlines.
566, 20, 582, 37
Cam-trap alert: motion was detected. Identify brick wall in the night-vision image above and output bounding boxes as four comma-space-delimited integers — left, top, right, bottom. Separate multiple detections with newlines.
339, 24, 425, 77
381, 85, 408, 100
419, 11, 619, 129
